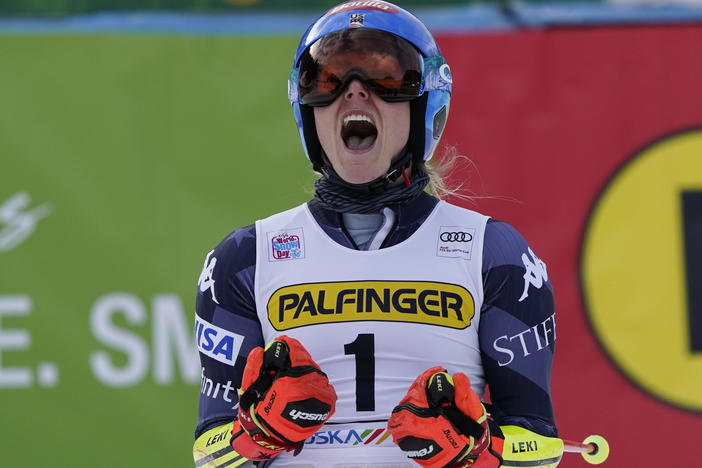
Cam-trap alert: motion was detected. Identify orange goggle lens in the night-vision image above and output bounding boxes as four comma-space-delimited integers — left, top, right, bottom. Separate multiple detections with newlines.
298, 28, 424, 107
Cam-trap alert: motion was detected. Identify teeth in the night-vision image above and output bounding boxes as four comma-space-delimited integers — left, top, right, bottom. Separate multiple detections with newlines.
343, 114, 374, 126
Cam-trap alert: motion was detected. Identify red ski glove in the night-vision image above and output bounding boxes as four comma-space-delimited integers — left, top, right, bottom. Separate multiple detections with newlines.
231, 336, 337, 461
388, 366, 501, 468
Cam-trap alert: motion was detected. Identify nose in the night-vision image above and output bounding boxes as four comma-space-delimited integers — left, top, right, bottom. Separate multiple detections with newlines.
344, 79, 369, 102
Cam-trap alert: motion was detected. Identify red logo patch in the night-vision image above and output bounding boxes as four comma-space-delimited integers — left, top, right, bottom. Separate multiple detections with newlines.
324, 1, 398, 17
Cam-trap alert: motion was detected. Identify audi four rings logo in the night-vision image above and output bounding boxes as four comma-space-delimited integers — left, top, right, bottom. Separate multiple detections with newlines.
440, 231, 473, 242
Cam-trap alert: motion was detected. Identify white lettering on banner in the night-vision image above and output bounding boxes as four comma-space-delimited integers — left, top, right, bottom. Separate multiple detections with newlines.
0, 293, 198, 389
152, 295, 200, 384
493, 313, 557, 367
195, 316, 243, 367
0, 192, 51, 252
0, 296, 33, 387
0, 295, 59, 388
519, 247, 548, 302
36, 362, 59, 387
90, 293, 200, 387
198, 250, 219, 304
90, 294, 149, 387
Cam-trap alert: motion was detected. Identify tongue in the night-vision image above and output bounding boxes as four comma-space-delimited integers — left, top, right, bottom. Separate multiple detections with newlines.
346, 135, 375, 151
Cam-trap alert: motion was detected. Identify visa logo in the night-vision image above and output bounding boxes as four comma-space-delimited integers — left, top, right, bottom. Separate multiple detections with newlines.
195, 316, 244, 367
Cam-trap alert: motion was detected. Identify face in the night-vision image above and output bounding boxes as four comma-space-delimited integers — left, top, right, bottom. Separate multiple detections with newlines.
314, 79, 410, 184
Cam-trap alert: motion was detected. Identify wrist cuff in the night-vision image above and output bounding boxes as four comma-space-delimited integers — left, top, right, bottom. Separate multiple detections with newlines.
232, 419, 302, 461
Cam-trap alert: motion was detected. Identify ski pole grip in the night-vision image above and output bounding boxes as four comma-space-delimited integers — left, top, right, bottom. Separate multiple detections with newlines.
426, 371, 455, 408
263, 339, 291, 372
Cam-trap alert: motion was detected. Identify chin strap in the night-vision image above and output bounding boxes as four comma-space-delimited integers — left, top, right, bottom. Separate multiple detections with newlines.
319, 147, 414, 194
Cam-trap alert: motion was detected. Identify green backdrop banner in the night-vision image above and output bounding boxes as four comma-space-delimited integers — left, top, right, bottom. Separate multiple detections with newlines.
0, 34, 308, 467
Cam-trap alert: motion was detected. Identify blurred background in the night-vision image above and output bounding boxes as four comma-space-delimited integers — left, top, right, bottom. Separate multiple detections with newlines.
1, 0, 701, 466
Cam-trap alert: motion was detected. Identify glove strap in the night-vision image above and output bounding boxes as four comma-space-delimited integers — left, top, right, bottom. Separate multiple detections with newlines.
443, 406, 486, 440
451, 421, 504, 468
239, 373, 275, 411
231, 419, 302, 462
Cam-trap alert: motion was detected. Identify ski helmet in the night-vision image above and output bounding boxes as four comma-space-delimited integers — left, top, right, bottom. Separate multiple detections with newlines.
288, 0, 452, 172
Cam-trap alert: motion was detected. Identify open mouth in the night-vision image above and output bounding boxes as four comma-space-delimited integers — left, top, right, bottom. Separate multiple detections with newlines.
341, 113, 377, 152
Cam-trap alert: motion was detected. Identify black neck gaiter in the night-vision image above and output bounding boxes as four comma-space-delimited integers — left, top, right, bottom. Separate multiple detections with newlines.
314, 169, 430, 214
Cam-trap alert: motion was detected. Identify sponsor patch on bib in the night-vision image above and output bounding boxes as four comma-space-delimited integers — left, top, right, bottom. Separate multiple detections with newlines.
268, 227, 305, 261
267, 280, 475, 331
437, 226, 475, 260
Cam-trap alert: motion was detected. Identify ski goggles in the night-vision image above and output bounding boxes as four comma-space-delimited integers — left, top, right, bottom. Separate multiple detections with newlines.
289, 28, 451, 107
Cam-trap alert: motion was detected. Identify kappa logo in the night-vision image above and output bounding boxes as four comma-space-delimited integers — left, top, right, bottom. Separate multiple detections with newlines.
519, 247, 548, 302
267, 280, 474, 331
198, 250, 219, 304
437, 226, 475, 260
269, 228, 305, 261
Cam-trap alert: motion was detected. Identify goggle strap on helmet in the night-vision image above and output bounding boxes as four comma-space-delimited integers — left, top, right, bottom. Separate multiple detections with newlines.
408, 93, 428, 173
299, 104, 323, 171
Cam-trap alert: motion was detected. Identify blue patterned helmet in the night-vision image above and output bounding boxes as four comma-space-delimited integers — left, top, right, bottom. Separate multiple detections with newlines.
288, 0, 452, 171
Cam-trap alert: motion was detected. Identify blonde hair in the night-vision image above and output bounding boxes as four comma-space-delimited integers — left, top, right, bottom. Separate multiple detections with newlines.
421, 146, 477, 202
304, 146, 483, 203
